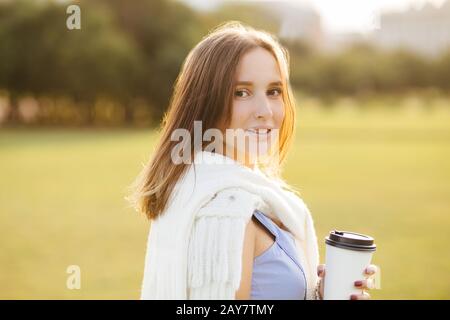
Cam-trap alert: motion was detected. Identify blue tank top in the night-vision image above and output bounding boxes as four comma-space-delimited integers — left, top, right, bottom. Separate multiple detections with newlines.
251, 210, 307, 300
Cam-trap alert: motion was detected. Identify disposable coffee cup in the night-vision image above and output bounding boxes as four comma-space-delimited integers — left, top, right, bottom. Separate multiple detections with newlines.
323, 230, 377, 300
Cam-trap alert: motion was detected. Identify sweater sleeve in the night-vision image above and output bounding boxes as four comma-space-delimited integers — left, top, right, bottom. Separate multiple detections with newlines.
186, 188, 267, 300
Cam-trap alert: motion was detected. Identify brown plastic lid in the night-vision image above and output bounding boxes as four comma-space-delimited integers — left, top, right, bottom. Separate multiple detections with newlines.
325, 230, 376, 252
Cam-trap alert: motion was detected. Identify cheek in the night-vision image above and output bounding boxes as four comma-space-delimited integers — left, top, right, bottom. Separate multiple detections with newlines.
273, 101, 285, 127
229, 101, 253, 129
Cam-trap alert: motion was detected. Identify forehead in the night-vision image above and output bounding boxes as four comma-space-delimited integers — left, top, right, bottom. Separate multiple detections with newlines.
235, 47, 282, 83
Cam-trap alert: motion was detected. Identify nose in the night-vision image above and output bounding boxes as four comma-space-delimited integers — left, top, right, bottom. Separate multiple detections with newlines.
254, 92, 273, 119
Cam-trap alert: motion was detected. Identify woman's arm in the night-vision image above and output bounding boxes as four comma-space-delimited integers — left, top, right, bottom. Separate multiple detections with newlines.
235, 218, 257, 299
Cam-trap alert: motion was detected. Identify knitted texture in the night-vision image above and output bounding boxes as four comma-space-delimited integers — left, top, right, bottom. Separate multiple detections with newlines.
140, 151, 319, 300
187, 188, 264, 299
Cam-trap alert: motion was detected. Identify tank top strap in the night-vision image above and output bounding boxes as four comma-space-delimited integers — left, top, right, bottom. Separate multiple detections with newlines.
252, 210, 280, 239
253, 210, 304, 270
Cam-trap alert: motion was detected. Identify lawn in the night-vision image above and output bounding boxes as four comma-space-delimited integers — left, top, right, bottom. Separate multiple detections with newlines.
1, 99, 449, 299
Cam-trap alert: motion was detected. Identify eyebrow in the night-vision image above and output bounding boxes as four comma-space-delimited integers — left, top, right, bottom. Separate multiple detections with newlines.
235, 81, 282, 87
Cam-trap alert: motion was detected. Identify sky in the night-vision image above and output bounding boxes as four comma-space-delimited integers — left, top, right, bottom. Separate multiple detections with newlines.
184, 0, 448, 34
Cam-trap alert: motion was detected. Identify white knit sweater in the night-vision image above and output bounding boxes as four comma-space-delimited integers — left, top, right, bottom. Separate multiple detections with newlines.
140, 150, 320, 300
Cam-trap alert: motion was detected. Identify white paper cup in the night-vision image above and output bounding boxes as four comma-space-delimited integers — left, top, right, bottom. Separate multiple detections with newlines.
323, 230, 376, 300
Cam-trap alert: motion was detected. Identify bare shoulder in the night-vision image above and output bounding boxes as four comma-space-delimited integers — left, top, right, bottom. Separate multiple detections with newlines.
241, 215, 258, 252
246, 215, 259, 238
235, 213, 258, 299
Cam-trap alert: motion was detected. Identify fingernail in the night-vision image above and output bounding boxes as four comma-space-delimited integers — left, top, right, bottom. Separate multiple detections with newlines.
354, 280, 363, 287
366, 266, 376, 274
350, 294, 358, 300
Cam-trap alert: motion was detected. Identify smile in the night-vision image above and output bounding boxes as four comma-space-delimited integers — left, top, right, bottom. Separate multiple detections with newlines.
245, 128, 272, 136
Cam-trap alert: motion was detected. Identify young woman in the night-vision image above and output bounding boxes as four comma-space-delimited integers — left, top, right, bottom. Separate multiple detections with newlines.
128, 21, 377, 300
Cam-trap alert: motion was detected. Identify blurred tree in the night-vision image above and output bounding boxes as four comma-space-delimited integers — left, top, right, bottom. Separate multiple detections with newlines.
0, 0, 208, 126
0, 0, 141, 125
211, 1, 280, 34
0, 0, 53, 123
95, 0, 210, 123
434, 49, 450, 91
378, 49, 433, 91
0, 0, 447, 126
59, 1, 142, 124
288, 40, 446, 98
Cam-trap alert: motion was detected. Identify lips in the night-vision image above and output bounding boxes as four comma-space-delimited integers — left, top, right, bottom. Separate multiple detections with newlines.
245, 128, 272, 135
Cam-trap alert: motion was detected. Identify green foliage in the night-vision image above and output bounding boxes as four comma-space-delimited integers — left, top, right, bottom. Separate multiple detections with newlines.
434, 50, 450, 91
288, 41, 449, 98
210, 1, 280, 34
0, 0, 448, 126
0, 0, 207, 125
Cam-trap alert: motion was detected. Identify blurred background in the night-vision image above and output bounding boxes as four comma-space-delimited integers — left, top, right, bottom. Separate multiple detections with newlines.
0, 0, 449, 299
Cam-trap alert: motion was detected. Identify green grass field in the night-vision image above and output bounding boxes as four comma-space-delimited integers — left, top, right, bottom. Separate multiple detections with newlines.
1, 100, 449, 299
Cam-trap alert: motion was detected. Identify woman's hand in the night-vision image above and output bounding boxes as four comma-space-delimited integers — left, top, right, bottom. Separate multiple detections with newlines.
317, 264, 378, 300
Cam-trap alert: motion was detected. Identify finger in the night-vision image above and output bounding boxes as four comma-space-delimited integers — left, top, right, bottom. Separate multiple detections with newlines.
318, 278, 324, 299
317, 264, 326, 278
364, 264, 377, 276
350, 292, 371, 300
354, 278, 375, 290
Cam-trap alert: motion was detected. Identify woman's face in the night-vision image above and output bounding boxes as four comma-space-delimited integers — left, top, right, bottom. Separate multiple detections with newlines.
225, 47, 285, 166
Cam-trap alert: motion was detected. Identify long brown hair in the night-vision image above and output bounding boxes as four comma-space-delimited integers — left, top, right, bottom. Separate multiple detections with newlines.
127, 21, 297, 220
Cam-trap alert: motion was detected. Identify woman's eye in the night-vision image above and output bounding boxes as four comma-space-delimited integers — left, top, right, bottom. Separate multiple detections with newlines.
234, 89, 250, 98
268, 88, 282, 97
